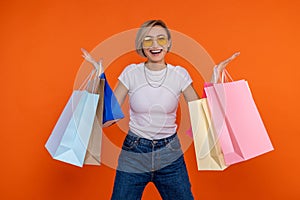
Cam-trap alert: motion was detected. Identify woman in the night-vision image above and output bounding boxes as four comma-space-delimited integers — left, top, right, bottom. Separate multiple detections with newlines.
82, 19, 239, 200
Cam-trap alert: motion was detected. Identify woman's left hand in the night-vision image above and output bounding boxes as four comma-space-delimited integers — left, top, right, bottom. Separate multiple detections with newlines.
216, 52, 240, 72
211, 52, 240, 83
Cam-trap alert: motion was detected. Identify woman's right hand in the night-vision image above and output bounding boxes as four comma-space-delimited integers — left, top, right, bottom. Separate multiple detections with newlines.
81, 48, 103, 74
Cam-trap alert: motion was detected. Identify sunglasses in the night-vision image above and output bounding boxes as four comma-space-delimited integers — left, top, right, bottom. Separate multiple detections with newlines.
142, 35, 168, 48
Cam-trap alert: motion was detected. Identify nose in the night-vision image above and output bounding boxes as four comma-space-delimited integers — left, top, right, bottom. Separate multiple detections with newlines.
152, 39, 159, 48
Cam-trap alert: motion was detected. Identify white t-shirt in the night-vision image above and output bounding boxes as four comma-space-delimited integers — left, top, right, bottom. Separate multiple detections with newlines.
118, 62, 192, 139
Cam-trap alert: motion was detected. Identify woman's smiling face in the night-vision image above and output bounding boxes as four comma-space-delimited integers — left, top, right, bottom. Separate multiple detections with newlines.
142, 26, 170, 64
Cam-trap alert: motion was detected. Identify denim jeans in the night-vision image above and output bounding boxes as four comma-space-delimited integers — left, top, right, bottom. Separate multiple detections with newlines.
111, 131, 194, 200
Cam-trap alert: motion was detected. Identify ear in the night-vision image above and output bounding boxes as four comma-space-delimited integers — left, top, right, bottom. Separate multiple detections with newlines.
168, 38, 172, 47
167, 39, 172, 51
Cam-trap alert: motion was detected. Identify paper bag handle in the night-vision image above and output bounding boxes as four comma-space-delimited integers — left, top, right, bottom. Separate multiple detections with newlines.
221, 69, 234, 83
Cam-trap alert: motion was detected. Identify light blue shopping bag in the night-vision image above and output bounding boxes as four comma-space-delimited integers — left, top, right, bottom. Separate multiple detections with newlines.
45, 67, 101, 167
45, 90, 99, 167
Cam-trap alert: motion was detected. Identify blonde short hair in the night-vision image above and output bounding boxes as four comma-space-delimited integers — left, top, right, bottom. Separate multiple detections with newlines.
135, 20, 172, 57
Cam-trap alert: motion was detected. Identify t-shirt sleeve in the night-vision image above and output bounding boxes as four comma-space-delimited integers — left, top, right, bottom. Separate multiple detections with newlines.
177, 66, 193, 92
118, 64, 133, 90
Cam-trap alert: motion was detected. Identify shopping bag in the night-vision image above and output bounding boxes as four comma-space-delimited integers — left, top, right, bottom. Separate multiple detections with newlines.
45, 90, 99, 167
99, 73, 124, 127
186, 127, 193, 137
186, 66, 216, 138
202, 82, 213, 98
45, 69, 101, 167
204, 73, 274, 165
84, 116, 102, 165
188, 98, 227, 171
83, 78, 105, 165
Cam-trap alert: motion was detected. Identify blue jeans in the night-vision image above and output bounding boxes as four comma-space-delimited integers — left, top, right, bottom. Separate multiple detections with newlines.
111, 131, 194, 200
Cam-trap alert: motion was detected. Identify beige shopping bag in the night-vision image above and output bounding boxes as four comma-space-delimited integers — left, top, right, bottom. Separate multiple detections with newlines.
188, 99, 227, 171
84, 78, 105, 165
84, 117, 102, 165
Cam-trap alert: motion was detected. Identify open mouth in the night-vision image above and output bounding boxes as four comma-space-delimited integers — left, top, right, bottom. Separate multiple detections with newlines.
150, 49, 163, 55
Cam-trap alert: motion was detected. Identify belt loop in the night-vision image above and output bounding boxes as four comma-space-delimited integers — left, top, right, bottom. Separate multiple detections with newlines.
136, 136, 140, 144
164, 138, 168, 146
134, 134, 140, 144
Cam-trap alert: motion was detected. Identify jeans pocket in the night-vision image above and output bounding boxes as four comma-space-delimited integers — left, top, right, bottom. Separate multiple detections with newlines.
122, 136, 138, 151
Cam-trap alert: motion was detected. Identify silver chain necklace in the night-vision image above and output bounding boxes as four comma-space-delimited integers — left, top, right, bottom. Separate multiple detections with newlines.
144, 64, 168, 88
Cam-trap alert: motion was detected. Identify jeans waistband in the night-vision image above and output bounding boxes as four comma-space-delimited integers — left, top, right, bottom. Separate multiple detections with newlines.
127, 130, 177, 147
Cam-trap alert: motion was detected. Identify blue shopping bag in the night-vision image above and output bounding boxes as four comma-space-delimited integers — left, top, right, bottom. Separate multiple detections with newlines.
99, 73, 124, 126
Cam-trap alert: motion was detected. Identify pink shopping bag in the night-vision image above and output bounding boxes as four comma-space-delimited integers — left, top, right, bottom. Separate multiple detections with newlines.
202, 82, 213, 98
204, 79, 274, 165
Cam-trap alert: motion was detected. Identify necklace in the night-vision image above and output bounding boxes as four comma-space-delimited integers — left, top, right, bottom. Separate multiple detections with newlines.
144, 63, 168, 88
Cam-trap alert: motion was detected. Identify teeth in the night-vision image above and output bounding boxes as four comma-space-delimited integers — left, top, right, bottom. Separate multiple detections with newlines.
150, 49, 162, 54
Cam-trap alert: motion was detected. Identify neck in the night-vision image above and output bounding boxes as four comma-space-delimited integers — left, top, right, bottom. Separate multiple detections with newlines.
145, 61, 167, 71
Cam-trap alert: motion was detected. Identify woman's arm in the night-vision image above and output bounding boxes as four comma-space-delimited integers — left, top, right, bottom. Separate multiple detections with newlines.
183, 84, 200, 102
114, 81, 129, 106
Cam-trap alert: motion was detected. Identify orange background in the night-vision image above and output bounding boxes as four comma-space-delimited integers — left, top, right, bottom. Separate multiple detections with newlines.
1, 0, 299, 199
